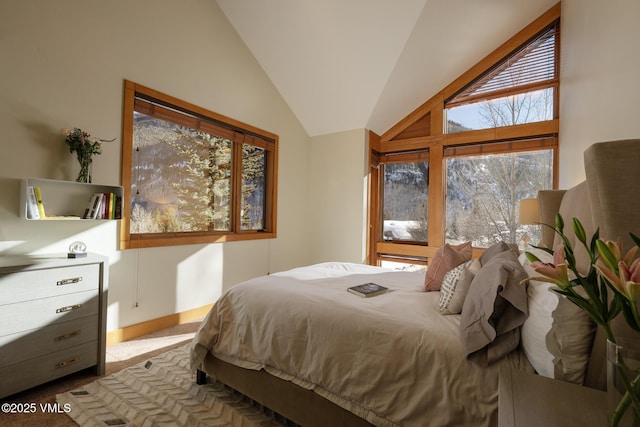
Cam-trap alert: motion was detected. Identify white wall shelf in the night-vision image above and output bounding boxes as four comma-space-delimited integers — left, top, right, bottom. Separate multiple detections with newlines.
21, 178, 124, 221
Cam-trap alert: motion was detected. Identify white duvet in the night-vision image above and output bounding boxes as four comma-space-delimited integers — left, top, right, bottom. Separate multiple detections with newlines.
190, 262, 532, 427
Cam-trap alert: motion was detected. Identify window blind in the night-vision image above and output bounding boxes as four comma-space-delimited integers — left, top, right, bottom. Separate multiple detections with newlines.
446, 20, 559, 108
134, 95, 275, 150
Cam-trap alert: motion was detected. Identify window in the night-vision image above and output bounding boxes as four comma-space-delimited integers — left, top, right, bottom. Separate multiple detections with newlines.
381, 153, 429, 243
445, 143, 553, 248
445, 22, 558, 133
121, 81, 277, 249
446, 88, 553, 132
368, 5, 560, 266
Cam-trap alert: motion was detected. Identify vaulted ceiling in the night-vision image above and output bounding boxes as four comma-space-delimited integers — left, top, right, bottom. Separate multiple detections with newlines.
216, 0, 559, 137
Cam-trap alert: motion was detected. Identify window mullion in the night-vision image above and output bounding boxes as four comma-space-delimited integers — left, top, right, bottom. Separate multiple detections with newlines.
231, 134, 244, 233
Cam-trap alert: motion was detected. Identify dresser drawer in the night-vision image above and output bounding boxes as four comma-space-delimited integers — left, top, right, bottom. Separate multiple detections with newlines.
0, 264, 100, 305
0, 290, 99, 336
0, 340, 98, 399
0, 314, 98, 367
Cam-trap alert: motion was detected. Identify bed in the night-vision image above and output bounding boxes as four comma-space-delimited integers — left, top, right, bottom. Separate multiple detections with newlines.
190, 139, 640, 426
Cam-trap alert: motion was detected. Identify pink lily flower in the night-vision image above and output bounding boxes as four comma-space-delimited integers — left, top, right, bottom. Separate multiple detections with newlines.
595, 239, 640, 302
529, 245, 571, 288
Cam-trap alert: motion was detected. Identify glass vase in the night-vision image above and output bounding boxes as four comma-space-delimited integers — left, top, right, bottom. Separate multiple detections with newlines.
608, 338, 640, 426
76, 153, 93, 183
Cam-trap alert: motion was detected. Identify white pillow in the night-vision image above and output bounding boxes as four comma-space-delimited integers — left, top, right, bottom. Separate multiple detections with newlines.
439, 259, 481, 315
519, 248, 596, 384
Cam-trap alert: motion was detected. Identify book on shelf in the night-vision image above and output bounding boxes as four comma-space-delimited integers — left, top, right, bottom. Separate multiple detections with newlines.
33, 186, 46, 219
347, 283, 389, 298
82, 192, 121, 220
100, 192, 110, 219
26, 186, 40, 219
114, 196, 122, 219
83, 193, 104, 219
105, 192, 116, 219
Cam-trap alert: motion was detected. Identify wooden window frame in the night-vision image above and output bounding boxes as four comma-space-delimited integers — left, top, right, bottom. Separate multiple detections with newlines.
367, 3, 560, 266
120, 80, 278, 249
378, 150, 430, 247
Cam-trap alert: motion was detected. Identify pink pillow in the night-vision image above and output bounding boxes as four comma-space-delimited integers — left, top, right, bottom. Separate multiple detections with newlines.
424, 242, 472, 291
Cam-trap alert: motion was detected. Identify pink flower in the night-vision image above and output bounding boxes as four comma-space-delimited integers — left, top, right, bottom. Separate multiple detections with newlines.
595, 239, 640, 302
529, 245, 571, 288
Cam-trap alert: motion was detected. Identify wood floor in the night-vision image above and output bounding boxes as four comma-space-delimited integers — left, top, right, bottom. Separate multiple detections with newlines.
0, 320, 201, 427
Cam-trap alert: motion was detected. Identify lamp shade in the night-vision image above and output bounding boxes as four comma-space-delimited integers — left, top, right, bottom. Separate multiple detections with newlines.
519, 198, 540, 225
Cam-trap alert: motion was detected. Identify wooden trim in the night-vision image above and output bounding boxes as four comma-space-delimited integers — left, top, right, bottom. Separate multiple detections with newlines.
378, 255, 428, 266
379, 135, 442, 153
379, 151, 430, 164
377, 242, 495, 262
430, 98, 444, 135
376, 242, 436, 259
232, 135, 243, 232
119, 80, 135, 250
443, 120, 559, 147
381, 91, 444, 143
267, 135, 278, 234
126, 231, 276, 249
106, 303, 212, 346
368, 153, 381, 265
427, 139, 444, 246
444, 136, 557, 157
368, 129, 381, 153
366, 131, 381, 265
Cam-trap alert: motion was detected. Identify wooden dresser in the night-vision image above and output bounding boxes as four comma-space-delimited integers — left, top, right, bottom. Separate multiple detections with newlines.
0, 254, 108, 399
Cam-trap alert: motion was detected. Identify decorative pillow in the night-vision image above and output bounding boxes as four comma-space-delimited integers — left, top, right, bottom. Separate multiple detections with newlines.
439, 258, 481, 314
424, 242, 472, 291
519, 247, 596, 384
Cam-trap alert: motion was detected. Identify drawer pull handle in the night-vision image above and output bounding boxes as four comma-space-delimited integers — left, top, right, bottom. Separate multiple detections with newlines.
55, 330, 81, 341
57, 277, 83, 286
56, 304, 82, 314
57, 356, 80, 368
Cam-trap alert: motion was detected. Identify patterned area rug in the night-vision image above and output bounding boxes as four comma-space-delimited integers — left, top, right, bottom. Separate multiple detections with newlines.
56, 345, 289, 427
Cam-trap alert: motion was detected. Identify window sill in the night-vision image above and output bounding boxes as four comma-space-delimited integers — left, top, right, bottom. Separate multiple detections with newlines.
121, 231, 276, 249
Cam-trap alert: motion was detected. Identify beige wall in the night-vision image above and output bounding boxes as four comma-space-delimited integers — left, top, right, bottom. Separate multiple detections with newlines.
559, 0, 640, 186
0, 0, 311, 331
308, 129, 369, 264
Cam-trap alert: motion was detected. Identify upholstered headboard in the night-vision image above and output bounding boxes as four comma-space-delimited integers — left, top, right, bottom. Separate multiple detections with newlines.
536, 139, 640, 390
538, 181, 595, 274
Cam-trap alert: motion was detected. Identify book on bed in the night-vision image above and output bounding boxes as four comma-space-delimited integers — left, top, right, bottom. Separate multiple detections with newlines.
347, 283, 388, 298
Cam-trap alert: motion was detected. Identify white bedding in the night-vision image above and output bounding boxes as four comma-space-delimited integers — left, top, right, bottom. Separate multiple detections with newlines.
190, 262, 532, 427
